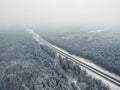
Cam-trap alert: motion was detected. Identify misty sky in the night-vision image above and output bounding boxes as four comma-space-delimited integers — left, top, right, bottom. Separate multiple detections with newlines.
0, 0, 120, 26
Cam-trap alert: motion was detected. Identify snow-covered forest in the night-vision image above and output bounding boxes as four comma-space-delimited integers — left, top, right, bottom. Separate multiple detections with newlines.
0, 28, 110, 90
38, 26, 120, 76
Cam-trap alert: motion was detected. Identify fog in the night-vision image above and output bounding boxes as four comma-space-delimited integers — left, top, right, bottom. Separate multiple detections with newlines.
0, 0, 120, 28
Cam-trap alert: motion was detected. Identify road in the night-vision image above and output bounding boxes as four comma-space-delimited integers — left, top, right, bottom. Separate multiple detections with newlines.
27, 29, 120, 88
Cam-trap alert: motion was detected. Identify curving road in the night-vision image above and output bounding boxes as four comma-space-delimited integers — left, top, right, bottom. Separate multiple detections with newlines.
27, 29, 120, 88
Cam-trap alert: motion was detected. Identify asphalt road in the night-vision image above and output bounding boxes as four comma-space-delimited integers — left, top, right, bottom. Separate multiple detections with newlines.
28, 29, 120, 88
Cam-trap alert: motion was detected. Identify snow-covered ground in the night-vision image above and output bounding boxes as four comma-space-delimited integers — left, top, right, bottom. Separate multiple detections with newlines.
27, 28, 120, 90
88, 29, 103, 33
61, 36, 71, 40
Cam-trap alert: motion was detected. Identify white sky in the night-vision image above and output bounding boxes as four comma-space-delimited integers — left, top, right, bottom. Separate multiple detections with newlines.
0, 0, 120, 26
